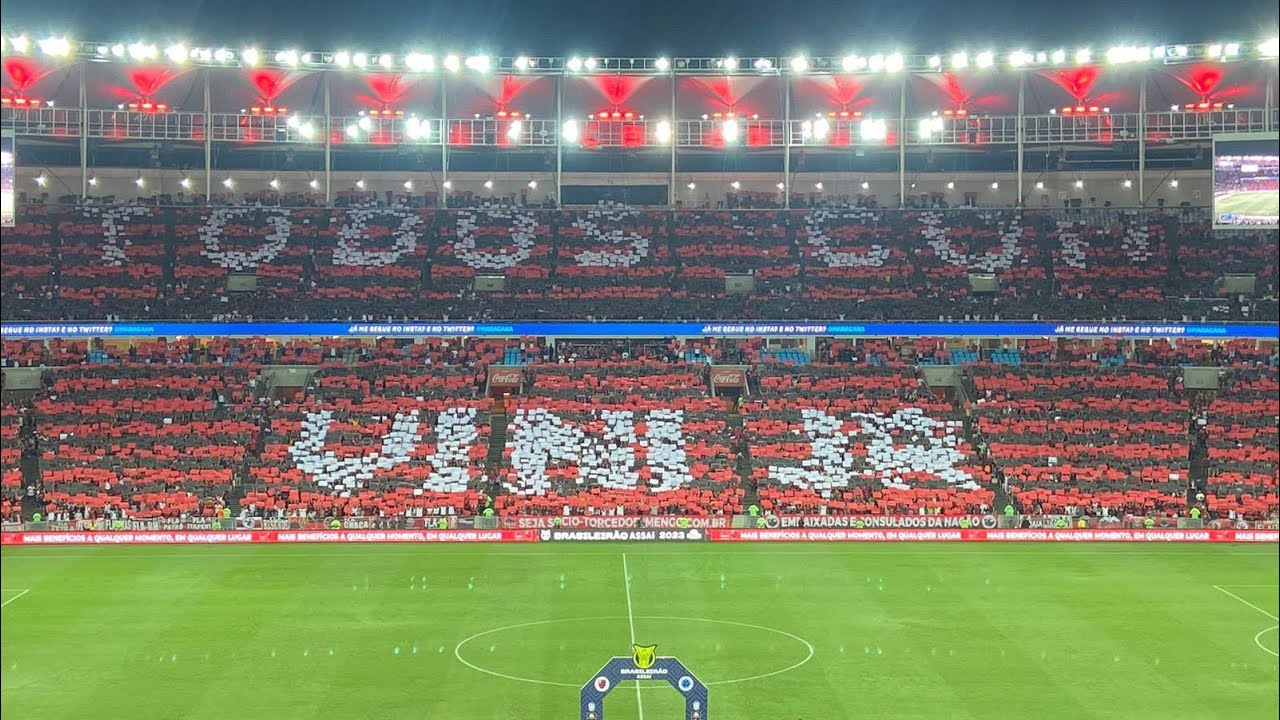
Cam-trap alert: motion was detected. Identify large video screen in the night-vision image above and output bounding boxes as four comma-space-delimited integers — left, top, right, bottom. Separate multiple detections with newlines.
0, 131, 14, 228
1212, 132, 1279, 230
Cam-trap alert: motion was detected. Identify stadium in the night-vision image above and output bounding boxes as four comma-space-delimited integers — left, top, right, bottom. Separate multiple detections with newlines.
1, 23, 1279, 720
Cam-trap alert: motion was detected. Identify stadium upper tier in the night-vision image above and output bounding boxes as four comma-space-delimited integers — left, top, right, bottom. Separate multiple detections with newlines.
1, 203, 1276, 323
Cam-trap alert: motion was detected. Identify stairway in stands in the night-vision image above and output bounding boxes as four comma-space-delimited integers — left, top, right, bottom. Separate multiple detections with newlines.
486, 400, 510, 499
948, 372, 1017, 513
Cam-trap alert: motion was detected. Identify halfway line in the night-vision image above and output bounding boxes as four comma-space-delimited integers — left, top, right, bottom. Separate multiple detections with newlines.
622, 553, 644, 720
1, 588, 31, 608
1213, 585, 1280, 621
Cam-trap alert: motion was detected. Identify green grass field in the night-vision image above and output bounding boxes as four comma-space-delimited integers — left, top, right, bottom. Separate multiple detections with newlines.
2, 543, 1277, 720
1217, 190, 1280, 221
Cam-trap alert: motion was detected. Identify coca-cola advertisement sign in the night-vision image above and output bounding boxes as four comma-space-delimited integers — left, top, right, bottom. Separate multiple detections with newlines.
501, 515, 731, 530
487, 366, 523, 388
709, 368, 745, 387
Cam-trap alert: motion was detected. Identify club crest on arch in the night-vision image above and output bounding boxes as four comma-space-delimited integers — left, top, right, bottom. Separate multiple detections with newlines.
631, 644, 658, 669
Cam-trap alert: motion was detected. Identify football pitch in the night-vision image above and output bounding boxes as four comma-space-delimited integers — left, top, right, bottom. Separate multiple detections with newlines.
2, 543, 1277, 720
1217, 190, 1280, 221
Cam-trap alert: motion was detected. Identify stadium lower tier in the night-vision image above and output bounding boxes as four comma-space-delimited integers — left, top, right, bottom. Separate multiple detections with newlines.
3, 348, 1275, 523
2, 203, 1277, 322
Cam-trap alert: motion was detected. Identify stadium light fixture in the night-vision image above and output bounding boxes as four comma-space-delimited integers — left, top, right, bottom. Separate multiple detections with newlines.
946, 181, 955, 190
241, 47, 260, 66
276, 50, 300, 66
403, 180, 414, 190
506, 120, 523, 142
358, 116, 373, 132
1074, 179, 1084, 188
687, 182, 697, 190
918, 117, 944, 137
309, 179, 320, 190
655, 57, 670, 71
722, 56, 739, 70
654, 119, 672, 144
355, 179, 366, 190
10, 35, 30, 54
352, 52, 368, 68
861, 181, 870, 190
345, 123, 360, 139
1260, 38, 1280, 57
1224, 42, 1240, 57
1170, 178, 1179, 188
811, 118, 830, 141
405, 117, 429, 141
561, 120, 579, 143
1051, 49, 1066, 64
885, 53, 904, 72
513, 55, 531, 71
869, 54, 885, 72
135, 176, 146, 188
213, 48, 234, 63
128, 42, 158, 61
443, 54, 461, 72
88, 176, 98, 187
860, 118, 887, 141
776, 182, 785, 190
927, 55, 942, 69
34, 174, 48, 187
465, 55, 491, 72
566, 57, 583, 72
1123, 179, 1132, 188
990, 181, 999, 190
1009, 50, 1029, 67
976, 51, 995, 68
483, 179, 494, 190
814, 181, 824, 191
39, 36, 72, 57
789, 56, 809, 73
721, 119, 740, 143
842, 55, 867, 72
1035, 181, 1045, 190
332, 50, 349, 67
442, 180, 452, 190
730, 180, 741, 190
179, 177, 192, 189
1074, 48, 1091, 64
753, 58, 774, 71
583, 57, 598, 71
377, 54, 394, 70
222, 177, 235, 189
951, 52, 968, 69
269, 178, 280, 190
527, 180, 538, 189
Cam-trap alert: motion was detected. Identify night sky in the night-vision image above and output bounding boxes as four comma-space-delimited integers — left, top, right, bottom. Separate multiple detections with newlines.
1, 0, 1276, 55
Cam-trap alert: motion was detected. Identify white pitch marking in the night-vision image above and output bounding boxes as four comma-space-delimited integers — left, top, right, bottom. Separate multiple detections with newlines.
622, 553, 644, 720
1213, 585, 1279, 622
0, 589, 30, 608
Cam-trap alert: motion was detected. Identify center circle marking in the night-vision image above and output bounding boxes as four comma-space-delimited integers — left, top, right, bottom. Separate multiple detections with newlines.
454, 615, 815, 687
1254, 625, 1279, 657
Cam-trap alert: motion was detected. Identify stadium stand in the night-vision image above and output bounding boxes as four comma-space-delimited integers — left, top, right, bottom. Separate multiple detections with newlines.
1, 204, 1276, 323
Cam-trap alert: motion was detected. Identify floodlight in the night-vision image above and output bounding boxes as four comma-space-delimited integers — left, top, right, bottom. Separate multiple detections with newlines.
443, 54, 461, 72
506, 120, 523, 142
730, 181, 741, 189
355, 179, 366, 190
654, 119, 672, 143
128, 42, 158, 61
721, 119, 739, 143
269, 178, 280, 190
35, 174, 48, 187
722, 56, 739, 70
527, 180, 538, 189
513, 56, 531, 70
687, 182, 697, 190
241, 47, 260, 66
465, 55, 491, 72
1074, 179, 1084, 188
583, 57, 598, 71
309, 179, 320, 190
789, 56, 808, 73
859, 118, 887, 141
39, 36, 72, 57
655, 57, 670, 71
1051, 49, 1066, 64
884, 53, 904, 72
976, 51, 994, 68
927, 55, 941, 69
811, 118, 830, 141
1035, 181, 1044, 190
483, 179, 494, 190
222, 177, 235, 189
567, 57, 583, 72
1260, 38, 1279, 57
377, 54, 394, 69
179, 177, 192, 189
861, 181, 870, 190
164, 44, 189, 64
561, 120, 580, 143
11, 35, 30, 54
990, 182, 999, 189
403, 180, 414, 190
951, 52, 968, 69
1074, 48, 1091, 64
